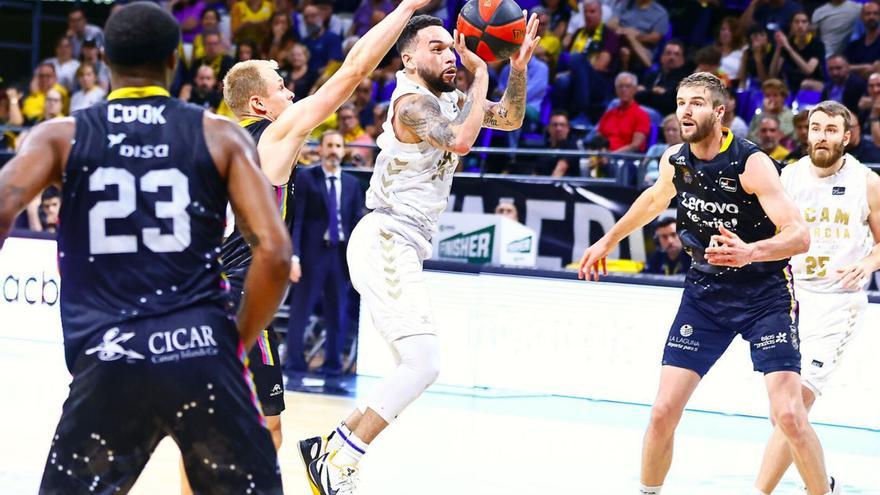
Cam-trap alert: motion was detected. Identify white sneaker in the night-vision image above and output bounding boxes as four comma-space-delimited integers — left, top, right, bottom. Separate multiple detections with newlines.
830, 476, 841, 494
307, 451, 359, 495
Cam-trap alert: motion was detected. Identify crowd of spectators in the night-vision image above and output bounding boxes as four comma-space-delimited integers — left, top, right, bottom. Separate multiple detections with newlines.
3, 0, 880, 183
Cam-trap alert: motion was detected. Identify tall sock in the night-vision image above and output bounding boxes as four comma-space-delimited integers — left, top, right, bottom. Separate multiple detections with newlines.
331, 430, 368, 467
639, 485, 662, 495
327, 422, 351, 453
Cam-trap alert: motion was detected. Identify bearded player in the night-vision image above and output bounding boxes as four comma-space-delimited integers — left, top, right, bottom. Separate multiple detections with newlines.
579, 72, 835, 495
298, 12, 540, 495
753, 101, 879, 495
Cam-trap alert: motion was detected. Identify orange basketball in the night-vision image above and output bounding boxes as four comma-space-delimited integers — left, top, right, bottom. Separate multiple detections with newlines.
456, 0, 526, 62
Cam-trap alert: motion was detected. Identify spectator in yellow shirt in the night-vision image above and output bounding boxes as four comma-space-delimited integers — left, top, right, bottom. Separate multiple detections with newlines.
231, 0, 273, 44
21, 63, 69, 122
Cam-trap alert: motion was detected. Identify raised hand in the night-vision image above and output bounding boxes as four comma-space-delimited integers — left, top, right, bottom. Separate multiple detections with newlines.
454, 30, 487, 74
510, 11, 541, 72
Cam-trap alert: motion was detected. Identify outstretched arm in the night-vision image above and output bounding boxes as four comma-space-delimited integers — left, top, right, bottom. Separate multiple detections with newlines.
482, 12, 540, 131
0, 119, 69, 249
264, 0, 429, 143
578, 145, 679, 280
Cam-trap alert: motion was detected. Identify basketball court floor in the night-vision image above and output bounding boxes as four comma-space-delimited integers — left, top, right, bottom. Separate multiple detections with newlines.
2, 336, 878, 494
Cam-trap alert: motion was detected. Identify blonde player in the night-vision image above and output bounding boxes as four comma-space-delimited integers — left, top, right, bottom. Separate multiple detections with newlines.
754, 101, 880, 495
298, 13, 540, 495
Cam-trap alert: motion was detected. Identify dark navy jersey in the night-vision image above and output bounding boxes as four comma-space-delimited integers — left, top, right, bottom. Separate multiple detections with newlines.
670, 130, 788, 278
59, 87, 230, 371
219, 118, 295, 287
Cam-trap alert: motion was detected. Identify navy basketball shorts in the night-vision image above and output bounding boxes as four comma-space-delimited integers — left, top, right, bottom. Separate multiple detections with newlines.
662, 268, 801, 377
227, 274, 285, 416
40, 303, 281, 495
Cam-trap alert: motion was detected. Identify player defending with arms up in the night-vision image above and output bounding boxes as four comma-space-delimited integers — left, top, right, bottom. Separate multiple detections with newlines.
209, 0, 431, 460
753, 101, 880, 495
299, 12, 540, 495
0, 3, 291, 493
578, 72, 835, 495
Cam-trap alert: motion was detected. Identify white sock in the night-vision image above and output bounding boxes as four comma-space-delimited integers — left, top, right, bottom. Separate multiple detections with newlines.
327, 422, 351, 452
639, 484, 662, 495
754, 490, 769, 495
331, 430, 368, 467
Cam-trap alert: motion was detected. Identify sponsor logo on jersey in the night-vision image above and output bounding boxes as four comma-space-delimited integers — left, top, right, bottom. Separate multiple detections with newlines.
107, 104, 166, 125
119, 144, 169, 159
107, 133, 127, 148
506, 235, 532, 254
832, 186, 846, 196
148, 325, 219, 363
718, 177, 738, 193
85, 327, 145, 361
680, 195, 740, 215
437, 225, 495, 264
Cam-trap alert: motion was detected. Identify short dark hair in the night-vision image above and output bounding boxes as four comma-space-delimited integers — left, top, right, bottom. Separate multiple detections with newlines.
694, 45, 721, 66
397, 15, 444, 54
104, 2, 180, 70
550, 109, 569, 120
42, 186, 60, 202
320, 129, 343, 144
655, 216, 676, 231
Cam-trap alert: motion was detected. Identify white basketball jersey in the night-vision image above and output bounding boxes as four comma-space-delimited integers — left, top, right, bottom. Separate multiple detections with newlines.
781, 154, 873, 292
366, 71, 461, 242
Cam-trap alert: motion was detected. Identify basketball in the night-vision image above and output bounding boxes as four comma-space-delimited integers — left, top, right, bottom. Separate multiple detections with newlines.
456, 0, 527, 62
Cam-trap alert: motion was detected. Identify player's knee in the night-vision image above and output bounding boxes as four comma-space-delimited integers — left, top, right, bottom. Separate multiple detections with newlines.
774, 407, 807, 441
648, 401, 682, 435
397, 336, 440, 389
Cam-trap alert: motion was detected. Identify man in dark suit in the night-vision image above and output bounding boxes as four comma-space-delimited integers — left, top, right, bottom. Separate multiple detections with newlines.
286, 130, 365, 376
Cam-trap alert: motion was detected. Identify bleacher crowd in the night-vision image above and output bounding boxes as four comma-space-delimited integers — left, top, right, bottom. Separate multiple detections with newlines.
2, 0, 880, 185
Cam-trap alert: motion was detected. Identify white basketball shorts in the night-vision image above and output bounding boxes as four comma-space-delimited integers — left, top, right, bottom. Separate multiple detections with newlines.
347, 212, 437, 343
796, 287, 868, 396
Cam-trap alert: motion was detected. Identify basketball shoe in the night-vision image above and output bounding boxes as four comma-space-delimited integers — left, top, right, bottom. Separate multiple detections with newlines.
307, 450, 359, 495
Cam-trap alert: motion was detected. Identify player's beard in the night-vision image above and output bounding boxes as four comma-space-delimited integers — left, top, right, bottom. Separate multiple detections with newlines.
418, 66, 455, 94
680, 113, 716, 144
809, 140, 845, 169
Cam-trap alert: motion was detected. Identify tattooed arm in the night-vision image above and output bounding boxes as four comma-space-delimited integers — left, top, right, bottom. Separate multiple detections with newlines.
395, 67, 489, 155
0, 119, 70, 249
481, 66, 527, 131
482, 11, 541, 131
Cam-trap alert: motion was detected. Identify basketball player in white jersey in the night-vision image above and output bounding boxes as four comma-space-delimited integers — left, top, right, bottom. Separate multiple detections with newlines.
754, 101, 880, 495
300, 13, 540, 495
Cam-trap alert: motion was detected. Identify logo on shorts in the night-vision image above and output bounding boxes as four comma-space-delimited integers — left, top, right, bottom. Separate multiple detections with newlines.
85, 328, 146, 361
790, 325, 799, 350
832, 186, 845, 196
679, 324, 694, 337
754, 332, 790, 351
271, 384, 283, 396
811, 359, 824, 368
148, 325, 219, 364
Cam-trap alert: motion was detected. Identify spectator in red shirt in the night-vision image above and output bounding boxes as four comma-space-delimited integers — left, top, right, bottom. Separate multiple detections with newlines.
598, 71, 650, 152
